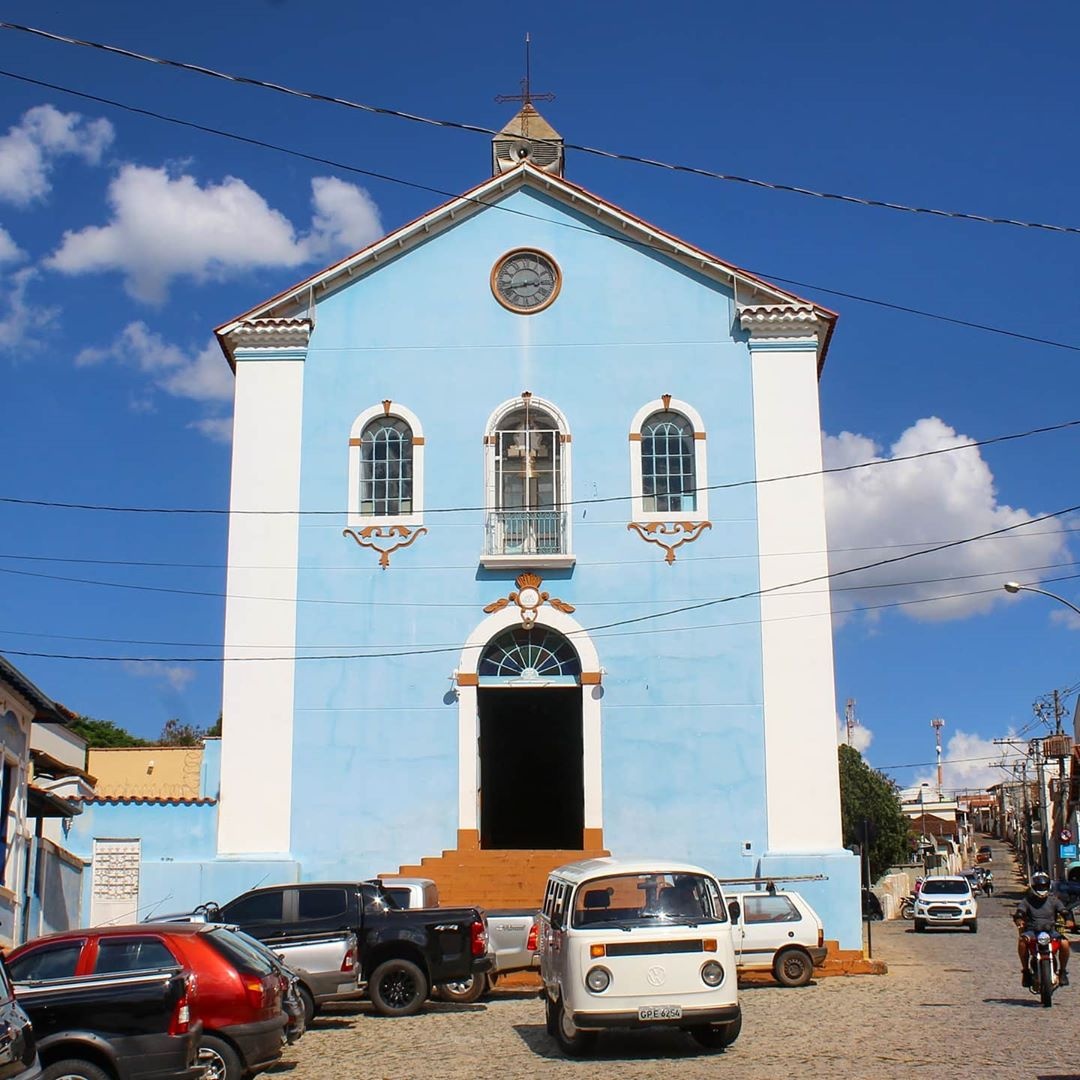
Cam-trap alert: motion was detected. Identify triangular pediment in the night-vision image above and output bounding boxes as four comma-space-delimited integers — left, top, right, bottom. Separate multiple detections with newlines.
216, 165, 836, 368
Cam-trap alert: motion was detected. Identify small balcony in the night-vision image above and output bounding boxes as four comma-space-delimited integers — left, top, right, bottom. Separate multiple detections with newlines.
481, 510, 574, 569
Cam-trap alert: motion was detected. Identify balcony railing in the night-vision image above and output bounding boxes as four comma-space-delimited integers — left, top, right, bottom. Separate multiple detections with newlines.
484, 509, 567, 556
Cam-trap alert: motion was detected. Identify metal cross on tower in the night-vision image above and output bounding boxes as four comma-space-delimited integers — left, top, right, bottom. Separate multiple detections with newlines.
495, 32, 556, 109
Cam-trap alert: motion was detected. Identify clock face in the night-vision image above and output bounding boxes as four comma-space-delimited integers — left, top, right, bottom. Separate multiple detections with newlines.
492, 250, 561, 313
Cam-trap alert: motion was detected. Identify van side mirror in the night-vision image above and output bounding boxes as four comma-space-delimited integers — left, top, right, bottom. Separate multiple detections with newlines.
727, 900, 741, 922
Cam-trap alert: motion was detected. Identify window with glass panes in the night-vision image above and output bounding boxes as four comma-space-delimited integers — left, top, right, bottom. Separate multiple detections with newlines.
360, 417, 413, 516
640, 411, 696, 513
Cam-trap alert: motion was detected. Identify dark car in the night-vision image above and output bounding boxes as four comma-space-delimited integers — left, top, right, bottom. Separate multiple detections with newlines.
8, 925, 286, 1080
0, 960, 38, 1080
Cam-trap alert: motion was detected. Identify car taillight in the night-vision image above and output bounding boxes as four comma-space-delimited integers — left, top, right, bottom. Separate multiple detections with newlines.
341, 946, 356, 973
243, 976, 271, 1010
169, 974, 195, 1036
470, 918, 488, 957
526, 920, 539, 952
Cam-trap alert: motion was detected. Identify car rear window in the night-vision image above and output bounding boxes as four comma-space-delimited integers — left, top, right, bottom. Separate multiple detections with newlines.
9, 941, 84, 982
204, 928, 275, 977
742, 895, 801, 924
94, 937, 179, 974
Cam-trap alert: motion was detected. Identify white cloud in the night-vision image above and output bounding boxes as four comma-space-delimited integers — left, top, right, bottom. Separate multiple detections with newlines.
0, 104, 113, 206
0, 226, 23, 264
837, 718, 873, 753
122, 660, 196, 692
48, 166, 383, 302
77, 321, 233, 438
0, 267, 59, 351
909, 728, 1022, 793
823, 417, 1071, 622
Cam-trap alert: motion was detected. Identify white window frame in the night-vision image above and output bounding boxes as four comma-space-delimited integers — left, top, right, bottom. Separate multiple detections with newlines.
629, 397, 709, 521
482, 395, 574, 569
347, 402, 425, 528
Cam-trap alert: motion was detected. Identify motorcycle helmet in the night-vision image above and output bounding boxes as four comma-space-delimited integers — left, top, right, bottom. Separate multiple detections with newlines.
1031, 872, 1052, 899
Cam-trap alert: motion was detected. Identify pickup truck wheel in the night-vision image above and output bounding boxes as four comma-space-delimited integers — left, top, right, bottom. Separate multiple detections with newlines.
42, 1062, 112, 1080
544, 992, 558, 1035
369, 958, 428, 1017
198, 1035, 242, 1080
772, 947, 813, 988
435, 973, 487, 1004
298, 984, 316, 1027
553, 998, 597, 1058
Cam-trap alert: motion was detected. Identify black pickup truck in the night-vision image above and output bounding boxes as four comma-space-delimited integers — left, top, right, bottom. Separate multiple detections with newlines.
206, 880, 491, 1017
12, 967, 202, 1080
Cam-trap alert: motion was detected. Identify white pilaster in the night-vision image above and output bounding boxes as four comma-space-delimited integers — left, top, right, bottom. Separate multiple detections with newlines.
217, 322, 309, 855
742, 305, 842, 852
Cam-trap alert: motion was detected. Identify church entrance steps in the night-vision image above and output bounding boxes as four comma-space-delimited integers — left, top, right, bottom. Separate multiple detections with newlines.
383, 829, 608, 910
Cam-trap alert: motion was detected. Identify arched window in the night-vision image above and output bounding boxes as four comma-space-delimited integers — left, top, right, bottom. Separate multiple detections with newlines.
483, 394, 573, 566
629, 397, 708, 520
347, 403, 424, 526
479, 627, 581, 682
360, 416, 412, 516
641, 410, 696, 513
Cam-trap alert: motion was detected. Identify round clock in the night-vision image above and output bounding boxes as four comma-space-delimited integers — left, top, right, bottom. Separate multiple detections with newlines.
491, 249, 561, 313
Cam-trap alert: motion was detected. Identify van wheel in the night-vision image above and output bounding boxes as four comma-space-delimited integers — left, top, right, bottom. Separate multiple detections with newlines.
369, 958, 428, 1017
435, 973, 487, 1004
298, 984, 316, 1027
198, 1035, 242, 1080
690, 1011, 742, 1050
553, 998, 597, 1057
773, 947, 813, 987
41, 1062, 111, 1080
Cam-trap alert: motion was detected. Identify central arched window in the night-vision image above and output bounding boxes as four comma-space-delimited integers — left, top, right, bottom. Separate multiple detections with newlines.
483, 394, 573, 565
641, 410, 695, 513
479, 627, 581, 682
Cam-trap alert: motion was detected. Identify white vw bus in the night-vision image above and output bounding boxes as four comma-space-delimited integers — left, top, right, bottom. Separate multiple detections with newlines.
538, 857, 741, 1057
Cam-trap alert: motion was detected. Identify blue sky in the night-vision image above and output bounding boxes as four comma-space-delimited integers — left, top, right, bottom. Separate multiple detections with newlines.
1, 1, 1078, 792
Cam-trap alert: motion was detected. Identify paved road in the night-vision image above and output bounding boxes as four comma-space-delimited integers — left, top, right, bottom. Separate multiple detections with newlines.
269, 842, 1080, 1080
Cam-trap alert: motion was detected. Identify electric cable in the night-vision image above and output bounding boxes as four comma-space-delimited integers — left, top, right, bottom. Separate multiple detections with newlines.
3, 21, 1079, 237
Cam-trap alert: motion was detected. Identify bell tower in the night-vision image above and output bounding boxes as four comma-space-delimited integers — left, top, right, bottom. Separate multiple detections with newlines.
491, 34, 563, 176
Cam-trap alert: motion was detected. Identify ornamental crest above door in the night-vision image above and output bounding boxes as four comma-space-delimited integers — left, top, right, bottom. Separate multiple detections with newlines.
483, 572, 575, 627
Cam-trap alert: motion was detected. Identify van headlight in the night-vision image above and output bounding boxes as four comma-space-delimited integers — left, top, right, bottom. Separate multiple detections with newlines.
701, 961, 724, 987
585, 966, 611, 993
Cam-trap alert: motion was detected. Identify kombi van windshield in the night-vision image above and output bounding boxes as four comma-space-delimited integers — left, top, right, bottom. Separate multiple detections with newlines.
571, 873, 724, 929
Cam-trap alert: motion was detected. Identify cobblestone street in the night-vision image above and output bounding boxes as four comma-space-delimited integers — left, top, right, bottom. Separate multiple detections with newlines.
269, 846, 1080, 1080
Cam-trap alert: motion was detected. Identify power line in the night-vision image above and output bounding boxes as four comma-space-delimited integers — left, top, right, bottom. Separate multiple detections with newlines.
3, 67, 1079, 361
2, 415, 1077, 517
4, 21, 1080, 238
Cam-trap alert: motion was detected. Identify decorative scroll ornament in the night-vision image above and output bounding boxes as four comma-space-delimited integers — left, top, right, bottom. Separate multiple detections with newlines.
343, 524, 428, 568
483, 571, 575, 627
627, 521, 711, 564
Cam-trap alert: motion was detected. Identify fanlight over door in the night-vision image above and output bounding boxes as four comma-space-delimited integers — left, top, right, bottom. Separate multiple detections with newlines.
479, 627, 581, 683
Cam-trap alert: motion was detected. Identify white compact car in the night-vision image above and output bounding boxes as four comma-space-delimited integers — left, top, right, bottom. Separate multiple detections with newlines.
914, 875, 978, 933
538, 857, 741, 1057
726, 887, 827, 987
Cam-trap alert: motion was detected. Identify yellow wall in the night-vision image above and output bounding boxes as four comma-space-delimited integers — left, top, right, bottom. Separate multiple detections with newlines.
87, 746, 203, 799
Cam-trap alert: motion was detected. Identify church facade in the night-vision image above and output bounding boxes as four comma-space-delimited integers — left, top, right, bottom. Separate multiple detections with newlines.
209, 106, 860, 947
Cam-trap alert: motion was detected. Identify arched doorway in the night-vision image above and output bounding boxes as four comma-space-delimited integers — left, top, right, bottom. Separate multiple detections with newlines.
456, 605, 603, 852
477, 627, 582, 849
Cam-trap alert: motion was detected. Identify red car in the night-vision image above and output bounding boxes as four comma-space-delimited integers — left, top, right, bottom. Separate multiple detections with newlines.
8, 924, 286, 1080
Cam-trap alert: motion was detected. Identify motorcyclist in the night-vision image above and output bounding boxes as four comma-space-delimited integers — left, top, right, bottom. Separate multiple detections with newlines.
1014, 871, 1073, 986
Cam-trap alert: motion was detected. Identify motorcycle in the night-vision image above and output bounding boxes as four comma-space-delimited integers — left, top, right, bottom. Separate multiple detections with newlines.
1023, 931, 1064, 1008
978, 869, 994, 896
898, 894, 916, 921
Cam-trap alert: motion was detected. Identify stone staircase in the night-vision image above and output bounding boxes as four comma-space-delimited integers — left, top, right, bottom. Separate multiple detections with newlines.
383, 828, 608, 910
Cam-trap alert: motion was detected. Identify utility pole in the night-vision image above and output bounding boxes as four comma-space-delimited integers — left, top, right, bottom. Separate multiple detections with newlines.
931, 717, 945, 795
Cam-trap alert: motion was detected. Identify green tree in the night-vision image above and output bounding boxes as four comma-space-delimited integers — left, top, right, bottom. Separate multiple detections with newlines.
838, 744, 910, 882
68, 714, 150, 748
206, 713, 222, 738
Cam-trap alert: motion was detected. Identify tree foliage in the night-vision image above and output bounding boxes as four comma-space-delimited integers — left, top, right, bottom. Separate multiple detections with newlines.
68, 715, 149, 748
157, 718, 210, 746
838, 744, 910, 882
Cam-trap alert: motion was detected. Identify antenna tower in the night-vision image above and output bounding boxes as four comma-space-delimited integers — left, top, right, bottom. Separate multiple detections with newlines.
845, 699, 856, 746
931, 717, 945, 792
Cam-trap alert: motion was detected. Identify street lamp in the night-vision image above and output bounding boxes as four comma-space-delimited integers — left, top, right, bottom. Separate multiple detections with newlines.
1003, 581, 1080, 619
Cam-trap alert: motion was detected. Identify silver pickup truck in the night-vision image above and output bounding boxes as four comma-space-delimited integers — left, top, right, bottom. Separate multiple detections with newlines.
383, 877, 539, 1003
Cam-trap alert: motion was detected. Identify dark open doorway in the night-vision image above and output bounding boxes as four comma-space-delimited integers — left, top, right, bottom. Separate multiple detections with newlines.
479, 687, 583, 850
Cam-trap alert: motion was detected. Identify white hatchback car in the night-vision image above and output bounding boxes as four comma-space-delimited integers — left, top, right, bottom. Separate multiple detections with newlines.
914, 875, 978, 933
726, 887, 827, 986
538, 857, 741, 1057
